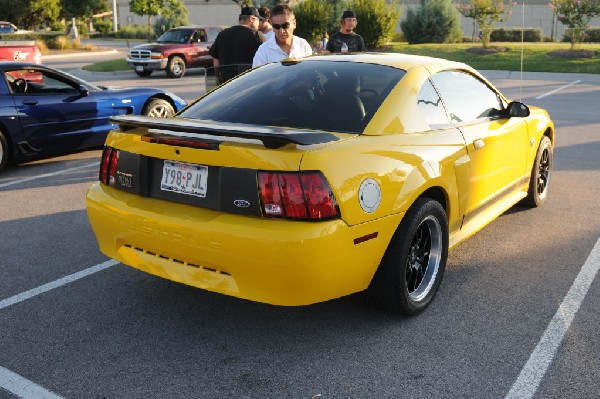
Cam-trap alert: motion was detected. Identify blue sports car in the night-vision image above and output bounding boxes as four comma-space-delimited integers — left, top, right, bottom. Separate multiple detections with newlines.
0, 61, 187, 170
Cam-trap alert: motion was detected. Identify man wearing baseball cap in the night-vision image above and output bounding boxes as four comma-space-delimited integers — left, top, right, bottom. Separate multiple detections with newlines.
326, 10, 365, 53
209, 6, 265, 82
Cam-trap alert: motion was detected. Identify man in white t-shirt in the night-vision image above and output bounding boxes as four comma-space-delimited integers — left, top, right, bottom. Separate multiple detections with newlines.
258, 7, 274, 41
252, 4, 312, 68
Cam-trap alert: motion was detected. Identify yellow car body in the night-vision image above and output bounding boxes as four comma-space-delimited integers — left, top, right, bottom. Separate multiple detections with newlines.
86, 53, 554, 313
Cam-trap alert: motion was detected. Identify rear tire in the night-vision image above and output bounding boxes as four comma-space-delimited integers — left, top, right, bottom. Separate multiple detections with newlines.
367, 198, 448, 315
135, 69, 153, 77
166, 56, 185, 78
142, 98, 175, 118
522, 135, 552, 207
0, 131, 9, 171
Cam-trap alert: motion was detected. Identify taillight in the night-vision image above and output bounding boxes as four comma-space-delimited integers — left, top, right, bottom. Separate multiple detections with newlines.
99, 146, 120, 186
258, 171, 339, 221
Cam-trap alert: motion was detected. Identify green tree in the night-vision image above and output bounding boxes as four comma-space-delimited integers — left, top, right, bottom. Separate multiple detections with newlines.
350, 0, 401, 48
129, 0, 188, 39
457, 0, 514, 48
402, 0, 462, 44
550, 0, 600, 50
0, 0, 61, 29
294, 0, 333, 43
154, 4, 190, 36
61, 0, 109, 18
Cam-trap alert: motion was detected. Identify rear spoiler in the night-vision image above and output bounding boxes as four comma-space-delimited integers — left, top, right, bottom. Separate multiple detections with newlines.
110, 115, 340, 149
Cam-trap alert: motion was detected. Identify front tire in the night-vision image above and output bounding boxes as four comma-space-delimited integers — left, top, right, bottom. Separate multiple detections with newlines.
0, 131, 9, 171
367, 198, 448, 315
522, 135, 552, 207
166, 56, 185, 78
143, 98, 175, 118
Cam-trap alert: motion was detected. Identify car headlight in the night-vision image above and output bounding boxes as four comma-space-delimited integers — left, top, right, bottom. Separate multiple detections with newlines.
150, 52, 164, 59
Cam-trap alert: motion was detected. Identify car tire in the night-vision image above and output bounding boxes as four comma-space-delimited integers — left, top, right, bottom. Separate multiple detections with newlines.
0, 130, 9, 171
367, 198, 448, 315
143, 98, 175, 118
522, 135, 552, 207
166, 56, 185, 78
135, 69, 153, 77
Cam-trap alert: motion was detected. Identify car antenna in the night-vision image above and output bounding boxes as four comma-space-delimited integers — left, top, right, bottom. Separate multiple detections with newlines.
519, 1, 525, 102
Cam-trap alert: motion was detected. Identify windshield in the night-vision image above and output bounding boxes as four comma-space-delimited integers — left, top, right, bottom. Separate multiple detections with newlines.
181, 60, 405, 134
157, 28, 193, 43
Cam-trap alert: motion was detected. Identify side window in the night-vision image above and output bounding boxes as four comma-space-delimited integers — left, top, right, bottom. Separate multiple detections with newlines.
431, 70, 503, 123
417, 79, 449, 127
193, 30, 207, 43
7, 69, 78, 94
208, 28, 221, 42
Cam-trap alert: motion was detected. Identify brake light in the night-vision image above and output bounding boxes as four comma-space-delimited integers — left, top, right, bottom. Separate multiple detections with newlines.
99, 146, 120, 186
258, 171, 339, 220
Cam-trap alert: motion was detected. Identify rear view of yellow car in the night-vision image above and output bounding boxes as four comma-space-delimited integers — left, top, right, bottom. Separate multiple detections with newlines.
86, 53, 554, 315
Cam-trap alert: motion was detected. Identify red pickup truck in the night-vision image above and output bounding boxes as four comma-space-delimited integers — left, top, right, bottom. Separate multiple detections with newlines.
0, 40, 42, 64
126, 25, 222, 78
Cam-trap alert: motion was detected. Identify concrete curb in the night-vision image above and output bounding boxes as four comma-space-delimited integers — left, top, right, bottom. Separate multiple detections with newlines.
43, 49, 119, 60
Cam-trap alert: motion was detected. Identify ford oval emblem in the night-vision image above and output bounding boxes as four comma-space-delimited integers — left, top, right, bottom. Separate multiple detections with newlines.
234, 199, 251, 208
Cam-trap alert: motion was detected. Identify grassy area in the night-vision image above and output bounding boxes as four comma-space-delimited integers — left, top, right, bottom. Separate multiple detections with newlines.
388, 42, 600, 74
79, 42, 600, 74
82, 58, 129, 72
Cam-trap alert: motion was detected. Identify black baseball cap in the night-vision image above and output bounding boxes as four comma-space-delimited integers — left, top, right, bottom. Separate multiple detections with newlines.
341, 10, 356, 19
240, 6, 264, 20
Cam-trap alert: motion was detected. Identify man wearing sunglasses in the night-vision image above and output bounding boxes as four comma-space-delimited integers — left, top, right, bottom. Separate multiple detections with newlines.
209, 6, 265, 83
326, 10, 365, 53
252, 4, 312, 68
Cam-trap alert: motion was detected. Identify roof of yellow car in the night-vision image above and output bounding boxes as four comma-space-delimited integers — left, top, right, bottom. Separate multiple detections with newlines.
305, 52, 472, 73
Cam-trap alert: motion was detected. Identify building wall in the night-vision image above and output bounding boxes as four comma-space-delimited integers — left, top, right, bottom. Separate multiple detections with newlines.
115, 0, 240, 27
115, 0, 600, 41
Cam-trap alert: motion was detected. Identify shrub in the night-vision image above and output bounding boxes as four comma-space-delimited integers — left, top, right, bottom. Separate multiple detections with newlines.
294, 0, 333, 43
491, 28, 543, 42
563, 27, 600, 42
351, 0, 401, 48
93, 19, 112, 35
401, 0, 462, 44
113, 25, 150, 40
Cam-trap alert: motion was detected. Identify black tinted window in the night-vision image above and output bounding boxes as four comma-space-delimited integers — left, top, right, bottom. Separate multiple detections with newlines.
181, 61, 405, 134
431, 70, 503, 123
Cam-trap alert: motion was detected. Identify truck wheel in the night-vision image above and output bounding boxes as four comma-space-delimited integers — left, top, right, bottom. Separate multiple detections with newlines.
135, 69, 153, 77
166, 56, 185, 78
142, 98, 175, 118
0, 130, 9, 171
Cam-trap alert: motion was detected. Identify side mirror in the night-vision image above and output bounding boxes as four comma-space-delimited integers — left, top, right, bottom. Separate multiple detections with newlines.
507, 101, 530, 118
78, 85, 89, 96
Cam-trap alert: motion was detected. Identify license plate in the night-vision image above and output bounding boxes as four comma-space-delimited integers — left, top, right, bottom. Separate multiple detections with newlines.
135, 65, 144, 72
160, 160, 208, 198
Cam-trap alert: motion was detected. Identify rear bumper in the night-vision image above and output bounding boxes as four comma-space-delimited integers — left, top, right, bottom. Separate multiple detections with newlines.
86, 183, 401, 305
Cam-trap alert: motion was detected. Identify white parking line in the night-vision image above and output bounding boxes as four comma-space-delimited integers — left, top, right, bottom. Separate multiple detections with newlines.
0, 366, 63, 399
535, 80, 581, 99
0, 162, 98, 189
505, 237, 600, 399
0, 260, 117, 398
0, 260, 118, 310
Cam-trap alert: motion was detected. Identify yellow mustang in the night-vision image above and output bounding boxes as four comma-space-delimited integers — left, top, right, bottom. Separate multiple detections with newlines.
86, 54, 554, 315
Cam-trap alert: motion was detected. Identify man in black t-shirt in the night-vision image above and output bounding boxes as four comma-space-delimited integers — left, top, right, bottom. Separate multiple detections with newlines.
326, 10, 365, 53
209, 6, 265, 83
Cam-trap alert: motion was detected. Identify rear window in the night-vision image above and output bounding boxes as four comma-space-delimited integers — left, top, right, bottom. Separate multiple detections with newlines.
180, 60, 405, 134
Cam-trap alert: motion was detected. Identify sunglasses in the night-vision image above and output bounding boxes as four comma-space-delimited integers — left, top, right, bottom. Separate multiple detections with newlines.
272, 21, 293, 30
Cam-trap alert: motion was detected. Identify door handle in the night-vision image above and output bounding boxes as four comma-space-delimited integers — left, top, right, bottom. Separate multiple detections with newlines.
473, 139, 485, 149
22, 100, 39, 106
